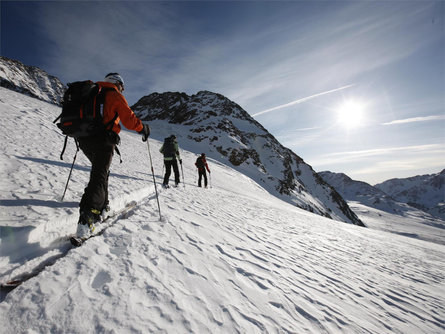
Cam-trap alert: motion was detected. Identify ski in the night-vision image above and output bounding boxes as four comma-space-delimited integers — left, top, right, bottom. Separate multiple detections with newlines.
1, 201, 139, 291
70, 201, 137, 247
1, 280, 22, 290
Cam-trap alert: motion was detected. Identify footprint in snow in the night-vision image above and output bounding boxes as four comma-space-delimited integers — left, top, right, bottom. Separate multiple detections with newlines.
91, 270, 112, 290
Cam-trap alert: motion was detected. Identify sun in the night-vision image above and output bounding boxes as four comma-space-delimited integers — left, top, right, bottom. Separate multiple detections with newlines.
336, 100, 365, 128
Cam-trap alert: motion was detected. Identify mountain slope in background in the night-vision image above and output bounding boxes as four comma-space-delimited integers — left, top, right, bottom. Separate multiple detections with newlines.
132, 91, 363, 226
0, 56, 64, 105
319, 171, 445, 244
319, 171, 425, 215
375, 169, 445, 220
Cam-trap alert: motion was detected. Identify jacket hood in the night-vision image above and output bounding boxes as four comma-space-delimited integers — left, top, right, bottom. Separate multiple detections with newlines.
97, 81, 119, 92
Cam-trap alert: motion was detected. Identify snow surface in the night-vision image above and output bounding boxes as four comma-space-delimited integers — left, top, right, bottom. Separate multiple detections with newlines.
1, 87, 444, 333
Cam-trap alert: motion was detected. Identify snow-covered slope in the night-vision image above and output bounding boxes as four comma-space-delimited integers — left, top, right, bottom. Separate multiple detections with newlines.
320, 171, 445, 245
0, 56, 65, 105
319, 171, 444, 220
319, 171, 396, 209
132, 91, 363, 226
375, 170, 445, 220
1, 87, 445, 333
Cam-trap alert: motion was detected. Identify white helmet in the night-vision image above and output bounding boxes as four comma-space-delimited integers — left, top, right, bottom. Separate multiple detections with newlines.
104, 72, 124, 86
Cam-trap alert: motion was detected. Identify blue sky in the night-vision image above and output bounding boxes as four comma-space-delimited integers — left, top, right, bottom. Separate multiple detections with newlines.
2, 1, 444, 184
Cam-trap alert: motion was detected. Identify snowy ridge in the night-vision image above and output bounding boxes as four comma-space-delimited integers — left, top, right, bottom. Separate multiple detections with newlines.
0, 56, 65, 105
375, 169, 445, 220
132, 91, 363, 226
319, 171, 445, 245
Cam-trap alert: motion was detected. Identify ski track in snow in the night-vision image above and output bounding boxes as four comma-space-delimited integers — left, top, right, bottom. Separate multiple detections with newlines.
1, 87, 445, 333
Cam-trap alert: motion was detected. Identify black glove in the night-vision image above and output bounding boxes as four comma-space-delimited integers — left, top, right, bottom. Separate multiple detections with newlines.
179, 159, 182, 164
138, 123, 150, 142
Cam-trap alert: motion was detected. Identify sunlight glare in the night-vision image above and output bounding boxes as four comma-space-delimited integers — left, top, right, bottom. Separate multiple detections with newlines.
337, 100, 365, 128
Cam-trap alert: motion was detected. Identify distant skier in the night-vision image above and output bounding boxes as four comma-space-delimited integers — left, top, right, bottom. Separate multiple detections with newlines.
160, 135, 181, 188
76, 73, 150, 238
195, 153, 211, 188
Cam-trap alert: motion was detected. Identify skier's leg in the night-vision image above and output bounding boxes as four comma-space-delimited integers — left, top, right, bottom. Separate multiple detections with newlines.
198, 170, 202, 187
79, 138, 114, 214
163, 160, 172, 185
172, 160, 180, 185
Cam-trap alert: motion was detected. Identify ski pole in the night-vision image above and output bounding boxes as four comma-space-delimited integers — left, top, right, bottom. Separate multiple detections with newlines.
60, 143, 79, 202
180, 160, 185, 188
146, 139, 162, 220
209, 171, 212, 188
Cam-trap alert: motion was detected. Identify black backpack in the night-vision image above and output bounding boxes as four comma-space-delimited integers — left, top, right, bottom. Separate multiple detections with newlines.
54, 80, 117, 159
54, 80, 116, 138
162, 137, 176, 158
196, 156, 205, 168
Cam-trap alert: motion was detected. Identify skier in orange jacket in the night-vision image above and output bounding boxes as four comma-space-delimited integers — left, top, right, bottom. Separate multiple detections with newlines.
77, 73, 150, 238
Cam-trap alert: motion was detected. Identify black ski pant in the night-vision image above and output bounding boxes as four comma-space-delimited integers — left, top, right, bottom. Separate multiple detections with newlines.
198, 169, 208, 187
163, 159, 180, 185
78, 133, 117, 213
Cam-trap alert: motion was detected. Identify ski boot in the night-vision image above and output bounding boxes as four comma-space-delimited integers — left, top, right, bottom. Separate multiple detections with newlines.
76, 208, 101, 238
100, 202, 112, 220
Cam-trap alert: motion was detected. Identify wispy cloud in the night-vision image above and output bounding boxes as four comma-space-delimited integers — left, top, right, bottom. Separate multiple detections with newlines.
329, 144, 444, 158
276, 127, 321, 135
252, 85, 355, 117
31, 0, 439, 110
308, 143, 445, 184
310, 143, 445, 166
383, 115, 445, 125
354, 158, 443, 175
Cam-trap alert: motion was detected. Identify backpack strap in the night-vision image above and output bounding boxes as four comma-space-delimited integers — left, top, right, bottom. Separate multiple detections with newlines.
115, 146, 122, 164
95, 86, 117, 128
59, 136, 69, 160
96, 87, 122, 163
104, 112, 119, 131
59, 136, 79, 161
53, 113, 62, 124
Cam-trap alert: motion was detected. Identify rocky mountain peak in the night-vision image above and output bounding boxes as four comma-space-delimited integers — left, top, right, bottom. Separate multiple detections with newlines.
133, 90, 257, 125
0, 56, 65, 105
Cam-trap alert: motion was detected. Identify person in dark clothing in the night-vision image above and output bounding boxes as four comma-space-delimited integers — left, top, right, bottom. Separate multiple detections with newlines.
160, 135, 181, 188
77, 73, 150, 238
195, 153, 211, 187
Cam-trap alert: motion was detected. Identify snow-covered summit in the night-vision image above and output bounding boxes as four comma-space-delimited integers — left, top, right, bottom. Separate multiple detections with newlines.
319, 170, 445, 245
0, 56, 64, 105
320, 171, 408, 213
375, 169, 445, 220
132, 91, 364, 226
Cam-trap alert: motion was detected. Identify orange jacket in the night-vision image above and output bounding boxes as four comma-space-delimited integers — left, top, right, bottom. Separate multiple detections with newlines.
97, 81, 143, 134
